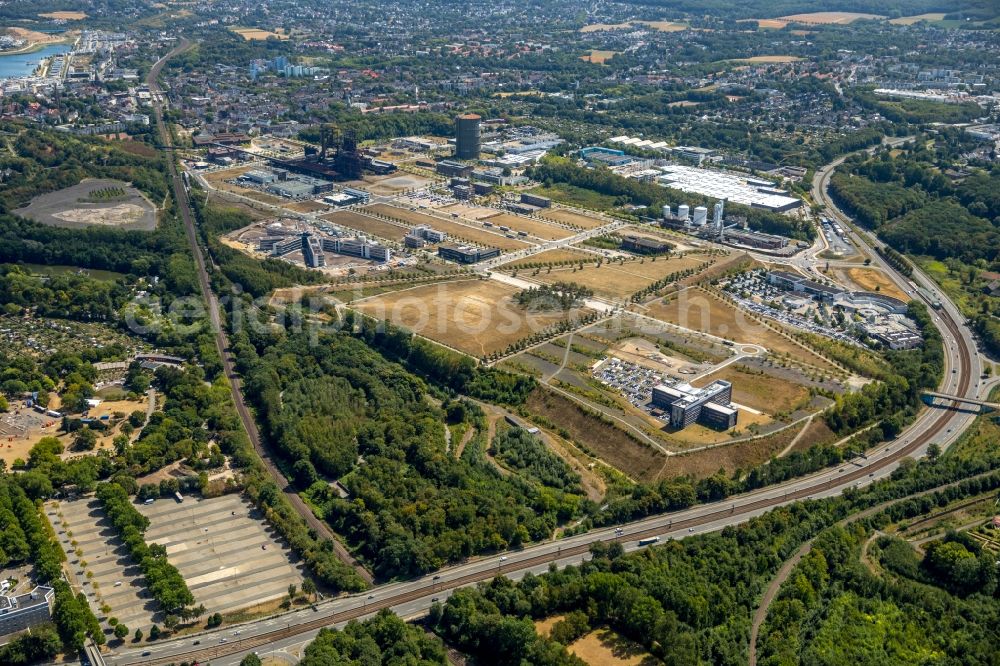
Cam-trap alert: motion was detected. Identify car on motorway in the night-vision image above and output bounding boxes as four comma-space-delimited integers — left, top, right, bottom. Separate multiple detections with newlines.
499, 556, 508, 562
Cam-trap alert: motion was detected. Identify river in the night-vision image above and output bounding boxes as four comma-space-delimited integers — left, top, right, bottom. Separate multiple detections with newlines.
0, 43, 70, 79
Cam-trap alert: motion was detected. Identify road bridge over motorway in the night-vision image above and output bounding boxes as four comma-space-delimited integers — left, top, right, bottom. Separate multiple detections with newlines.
923, 390, 999, 413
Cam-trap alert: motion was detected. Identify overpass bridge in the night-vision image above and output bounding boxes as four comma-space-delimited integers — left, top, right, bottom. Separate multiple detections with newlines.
923, 391, 998, 413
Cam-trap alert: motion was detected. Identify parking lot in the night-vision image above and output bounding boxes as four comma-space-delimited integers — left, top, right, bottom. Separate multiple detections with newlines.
52, 493, 304, 637
138, 493, 304, 618
593, 357, 670, 419
51, 498, 157, 634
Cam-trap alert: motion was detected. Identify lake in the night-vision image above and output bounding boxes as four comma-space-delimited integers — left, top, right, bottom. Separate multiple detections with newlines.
0, 44, 70, 79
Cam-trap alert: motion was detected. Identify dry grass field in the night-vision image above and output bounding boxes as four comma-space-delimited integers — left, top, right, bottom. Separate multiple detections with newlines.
439, 203, 499, 220
39, 11, 88, 19
368, 205, 531, 251
532, 255, 709, 300
579, 22, 633, 32
692, 365, 810, 416
738, 55, 803, 63
352, 280, 586, 357
777, 11, 885, 24
503, 249, 594, 269
581, 50, 618, 64
230, 27, 289, 40
321, 210, 410, 241
643, 288, 838, 371
843, 267, 908, 301
536, 618, 656, 666
284, 200, 328, 214
889, 13, 946, 25
659, 420, 806, 480
524, 388, 665, 483
484, 213, 574, 240
638, 20, 688, 32
430, 218, 532, 251
540, 208, 608, 229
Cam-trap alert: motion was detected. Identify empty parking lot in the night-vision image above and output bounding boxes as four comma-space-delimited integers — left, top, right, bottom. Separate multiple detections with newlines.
53, 493, 304, 636
138, 494, 304, 617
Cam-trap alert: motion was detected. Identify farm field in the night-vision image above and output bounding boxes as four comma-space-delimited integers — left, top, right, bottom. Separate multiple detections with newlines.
321, 210, 410, 241
39, 11, 87, 19
531, 255, 709, 300
642, 288, 839, 371
352, 279, 587, 357
889, 12, 946, 25
483, 213, 574, 240
13, 179, 156, 231
736, 55, 803, 63
581, 50, 618, 64
230, 27, 288, 40
368, 205, 531, 251
775, 11, 885, 25
637, 20, 688, 32
843, 267, 908, 301
579, 22, 633, 32
539, 207, 609, 230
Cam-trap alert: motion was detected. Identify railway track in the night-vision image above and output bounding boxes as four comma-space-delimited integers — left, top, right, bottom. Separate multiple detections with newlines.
146, 41, 373, 585
122, 74, 977, 666
125, 322, 971, 665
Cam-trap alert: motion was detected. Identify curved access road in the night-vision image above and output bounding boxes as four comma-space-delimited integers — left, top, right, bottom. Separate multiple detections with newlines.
146, 41, 373, 585
107, 125, 985, 665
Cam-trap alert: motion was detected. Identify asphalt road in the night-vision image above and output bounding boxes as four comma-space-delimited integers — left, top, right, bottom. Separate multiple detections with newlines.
102, 113, 987, 665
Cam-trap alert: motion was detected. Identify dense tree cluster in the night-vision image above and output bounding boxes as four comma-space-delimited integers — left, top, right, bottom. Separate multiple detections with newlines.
492, 427, 581, 491
515, 282, 594, 311
95, 482, 195, 612
241, 330, 584, 579
299, 609, 448, 665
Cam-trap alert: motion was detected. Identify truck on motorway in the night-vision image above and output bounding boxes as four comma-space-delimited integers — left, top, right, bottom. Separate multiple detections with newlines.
638, 536, 660, 546
917, 286, 942, 309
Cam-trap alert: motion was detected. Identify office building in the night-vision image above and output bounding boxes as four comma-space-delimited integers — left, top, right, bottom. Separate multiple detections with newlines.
438, 244, 500, 264
520, 193, 552, 208
621, 235, 670, 255
0, 586, 55, 637
651, 380, 737, 430
436, 160, 474, 179
768, 271, 844, 302
455, 113, 481, 160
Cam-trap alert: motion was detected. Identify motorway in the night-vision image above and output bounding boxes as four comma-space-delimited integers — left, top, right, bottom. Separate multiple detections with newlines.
105, 74, 989, 665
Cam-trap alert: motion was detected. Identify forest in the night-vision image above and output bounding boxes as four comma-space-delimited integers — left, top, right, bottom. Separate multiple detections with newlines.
239, 329, 585, 579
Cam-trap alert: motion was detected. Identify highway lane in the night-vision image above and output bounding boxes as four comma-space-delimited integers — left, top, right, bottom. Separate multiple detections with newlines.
104, 116, 987, 664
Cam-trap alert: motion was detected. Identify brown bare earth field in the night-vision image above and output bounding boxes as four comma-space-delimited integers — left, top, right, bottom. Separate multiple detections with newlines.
525, 388, 665, 483
540, 208, 607, 229
844, 267, 908, 301
352, 280, 585, 357
693, 365, 809, 416
504, 249, 594, 269
643, 288, 838, 371
754, 18, 790, 29
533, 255, 708, 300
889, 13, 946, 25
321, 210, 410, 241
484, 213, 574, 240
